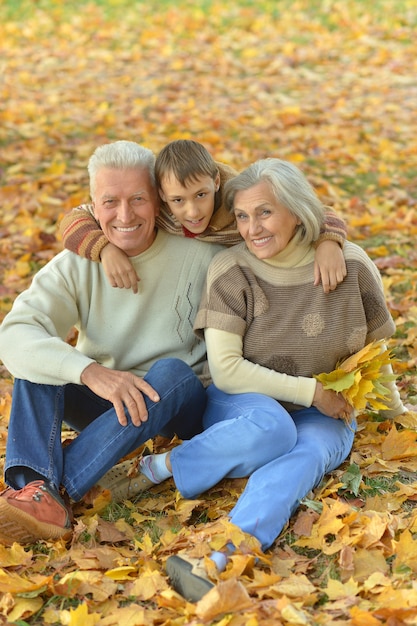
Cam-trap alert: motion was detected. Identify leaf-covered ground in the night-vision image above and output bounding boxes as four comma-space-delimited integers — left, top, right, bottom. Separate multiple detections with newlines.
1, 1, 417, 624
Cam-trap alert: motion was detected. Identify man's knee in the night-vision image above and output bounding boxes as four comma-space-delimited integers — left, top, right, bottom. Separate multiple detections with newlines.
147, 357, 194, 381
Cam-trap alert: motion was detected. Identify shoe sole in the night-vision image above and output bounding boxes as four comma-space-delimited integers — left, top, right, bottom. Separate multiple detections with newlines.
0, 498, 72, 544
98, 459, 156, 502
166, 555, 214, 602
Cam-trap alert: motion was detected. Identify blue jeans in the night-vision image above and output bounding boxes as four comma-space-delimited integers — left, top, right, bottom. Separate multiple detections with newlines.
5, 358, 206, 501
170, 384, 355, 551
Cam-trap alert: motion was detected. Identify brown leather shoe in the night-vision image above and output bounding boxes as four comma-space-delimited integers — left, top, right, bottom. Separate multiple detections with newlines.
0, 480, 73, 545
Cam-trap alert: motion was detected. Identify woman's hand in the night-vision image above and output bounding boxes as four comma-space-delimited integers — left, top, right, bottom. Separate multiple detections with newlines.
313, 381, 353, 421
314, 240, 347, 293
101, 243, 140, 293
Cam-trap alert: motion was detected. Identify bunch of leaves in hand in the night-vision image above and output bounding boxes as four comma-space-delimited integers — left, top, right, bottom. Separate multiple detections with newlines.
314, 339, 397, 413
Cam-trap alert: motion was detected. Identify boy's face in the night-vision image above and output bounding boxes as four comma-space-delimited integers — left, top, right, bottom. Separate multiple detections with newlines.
159, 172, 220, 234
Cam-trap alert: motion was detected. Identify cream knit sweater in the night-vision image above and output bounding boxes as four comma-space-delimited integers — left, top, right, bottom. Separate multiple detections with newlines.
0, 230, 223, 386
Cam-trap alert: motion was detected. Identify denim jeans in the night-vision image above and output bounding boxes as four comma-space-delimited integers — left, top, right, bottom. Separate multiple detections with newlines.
5, 358, 206, 501
170, 384, 355, 551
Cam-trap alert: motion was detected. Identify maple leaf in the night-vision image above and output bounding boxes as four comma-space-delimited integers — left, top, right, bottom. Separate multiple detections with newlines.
67, 603, 101, 626
315, 340, 397, 415
340, 463, 363, 496
195, 578, 253, 621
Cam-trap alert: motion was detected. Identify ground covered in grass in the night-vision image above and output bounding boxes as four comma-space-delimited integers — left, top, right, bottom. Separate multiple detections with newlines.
1, 1, 417, 624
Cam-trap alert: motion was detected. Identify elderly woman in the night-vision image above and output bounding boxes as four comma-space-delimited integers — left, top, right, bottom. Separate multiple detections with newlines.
131, 159, 405, 600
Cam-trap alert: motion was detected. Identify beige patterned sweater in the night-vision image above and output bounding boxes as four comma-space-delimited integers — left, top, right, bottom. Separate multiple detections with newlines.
194, 234, 404, 416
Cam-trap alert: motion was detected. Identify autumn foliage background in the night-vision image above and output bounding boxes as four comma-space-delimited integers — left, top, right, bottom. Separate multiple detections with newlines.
0, 1, 417, 624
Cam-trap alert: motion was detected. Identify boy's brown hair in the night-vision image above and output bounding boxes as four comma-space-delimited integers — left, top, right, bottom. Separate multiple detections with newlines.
155, 140, 219, 187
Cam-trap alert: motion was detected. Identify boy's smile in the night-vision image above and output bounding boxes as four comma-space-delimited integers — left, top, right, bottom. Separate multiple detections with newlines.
159, 173, 220, 234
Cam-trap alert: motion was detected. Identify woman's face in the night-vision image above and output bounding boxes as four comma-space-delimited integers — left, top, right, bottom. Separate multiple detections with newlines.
233, 180, 301, 260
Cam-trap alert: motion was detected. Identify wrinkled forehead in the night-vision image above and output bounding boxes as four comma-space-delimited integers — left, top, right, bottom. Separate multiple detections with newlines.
95, 166, 152, 185
94, 166, 154, 198
233, 180, 276, 209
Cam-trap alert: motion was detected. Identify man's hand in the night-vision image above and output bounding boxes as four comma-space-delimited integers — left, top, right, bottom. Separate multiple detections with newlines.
314, 240, 347, 293
81, 362, 160, 426
101, 243, 140, 294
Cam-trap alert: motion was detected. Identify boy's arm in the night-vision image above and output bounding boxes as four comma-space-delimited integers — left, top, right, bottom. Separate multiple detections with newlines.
60, 204, 109, 262
101, 245, 140, 294
317, 208, 347, 248
314, 209, 348, 293
59, 205, 140, 292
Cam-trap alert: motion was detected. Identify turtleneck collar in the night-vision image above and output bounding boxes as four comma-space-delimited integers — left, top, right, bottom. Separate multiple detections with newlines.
261, 229, 315, 268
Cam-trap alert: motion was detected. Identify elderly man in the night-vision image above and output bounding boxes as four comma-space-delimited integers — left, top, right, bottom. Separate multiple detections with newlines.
0, 140, 222, 545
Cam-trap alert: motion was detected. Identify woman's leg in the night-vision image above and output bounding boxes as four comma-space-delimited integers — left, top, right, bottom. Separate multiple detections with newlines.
229, 408, 356, 550
170, 385, 298, 498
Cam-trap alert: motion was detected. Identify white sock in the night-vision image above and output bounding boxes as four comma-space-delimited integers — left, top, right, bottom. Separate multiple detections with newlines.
210, 543, 235, 572
140, 452, 172, 484
209, 551, 228, 572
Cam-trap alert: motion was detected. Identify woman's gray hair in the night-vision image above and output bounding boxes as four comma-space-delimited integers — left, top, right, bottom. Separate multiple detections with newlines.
88, 140, 156, 199
224, 158, 325, 244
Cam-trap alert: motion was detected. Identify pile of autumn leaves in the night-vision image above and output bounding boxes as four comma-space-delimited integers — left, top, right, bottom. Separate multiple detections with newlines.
316, 339, 396, 420
1, 0, 417, 623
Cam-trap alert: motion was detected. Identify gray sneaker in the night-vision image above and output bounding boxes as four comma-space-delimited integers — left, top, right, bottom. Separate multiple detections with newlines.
166, 554, 214, 602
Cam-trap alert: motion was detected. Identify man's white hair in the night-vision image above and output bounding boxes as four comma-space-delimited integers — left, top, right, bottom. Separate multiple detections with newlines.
88, 140, 156, 199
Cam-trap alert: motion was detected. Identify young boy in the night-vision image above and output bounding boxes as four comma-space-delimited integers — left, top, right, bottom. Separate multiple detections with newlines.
60, 139, 348, 293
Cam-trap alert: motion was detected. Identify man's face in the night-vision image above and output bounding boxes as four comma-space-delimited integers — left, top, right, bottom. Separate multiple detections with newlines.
93, 167, 159, 257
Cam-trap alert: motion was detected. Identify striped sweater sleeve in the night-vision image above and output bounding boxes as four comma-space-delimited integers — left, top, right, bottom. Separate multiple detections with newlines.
316, 209, 347, 248
59, 204, 109, 262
